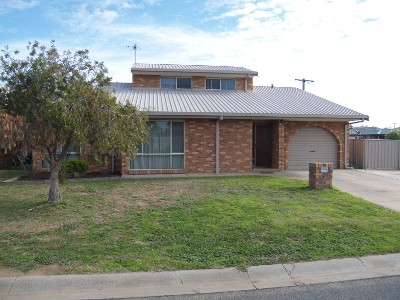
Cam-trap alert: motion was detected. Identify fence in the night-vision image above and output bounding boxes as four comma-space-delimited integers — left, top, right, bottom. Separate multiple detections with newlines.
349, 139, 400, 169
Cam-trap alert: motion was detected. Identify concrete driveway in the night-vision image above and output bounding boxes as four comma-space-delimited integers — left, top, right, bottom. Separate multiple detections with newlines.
273, 169, 400, 212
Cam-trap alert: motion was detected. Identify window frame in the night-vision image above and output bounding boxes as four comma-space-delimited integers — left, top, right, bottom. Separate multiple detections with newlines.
130, 120, 185, 170
41, 146, 81, 169
160, 77, 192, 89
206, 78, 236, 90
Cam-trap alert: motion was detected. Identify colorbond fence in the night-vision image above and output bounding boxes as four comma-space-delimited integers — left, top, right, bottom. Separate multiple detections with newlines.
349, 139, 400, 169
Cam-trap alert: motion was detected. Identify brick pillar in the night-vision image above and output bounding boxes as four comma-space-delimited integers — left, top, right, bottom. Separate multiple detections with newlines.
309, 163, 333, 189
116, 153, 129, 174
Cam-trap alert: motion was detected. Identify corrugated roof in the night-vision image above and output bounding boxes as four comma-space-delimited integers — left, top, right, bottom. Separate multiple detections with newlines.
110, 83, 368, 121
131, 63, 258, 76
351, 126, 392, 136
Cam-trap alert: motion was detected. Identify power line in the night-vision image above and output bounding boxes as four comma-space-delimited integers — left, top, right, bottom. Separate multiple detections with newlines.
295, 78, 314, 91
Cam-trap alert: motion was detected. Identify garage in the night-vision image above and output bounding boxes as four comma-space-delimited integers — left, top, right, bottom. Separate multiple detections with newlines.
288, 127, 338, 169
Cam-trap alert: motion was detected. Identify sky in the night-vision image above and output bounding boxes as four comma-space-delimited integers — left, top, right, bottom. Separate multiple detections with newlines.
0, 0, 398, 128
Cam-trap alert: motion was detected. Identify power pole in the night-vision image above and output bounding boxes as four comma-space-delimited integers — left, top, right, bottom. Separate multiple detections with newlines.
126, 44, 138, 64
295, 78, 314, 91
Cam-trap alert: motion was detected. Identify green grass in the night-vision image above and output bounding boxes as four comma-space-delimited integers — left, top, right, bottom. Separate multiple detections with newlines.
0, 170, 23, 181
0, 176, 399, 274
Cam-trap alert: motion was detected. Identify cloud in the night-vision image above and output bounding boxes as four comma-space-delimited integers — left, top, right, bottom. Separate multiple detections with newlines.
0, 0, 39, 15
4, 0, 398, 126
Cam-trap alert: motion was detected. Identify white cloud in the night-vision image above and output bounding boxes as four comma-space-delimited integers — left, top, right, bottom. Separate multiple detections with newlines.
4, 0, 398, 127
0, 0, 38, 15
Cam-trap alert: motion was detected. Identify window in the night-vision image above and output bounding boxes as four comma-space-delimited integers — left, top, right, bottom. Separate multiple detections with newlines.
206, 78, 235, 90
41, 145, 80, 169
131, 121, 184, 169
161, 77, 191, 89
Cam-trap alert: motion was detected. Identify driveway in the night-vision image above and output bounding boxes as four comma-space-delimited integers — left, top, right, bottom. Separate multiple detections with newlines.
272, 169, 400, 212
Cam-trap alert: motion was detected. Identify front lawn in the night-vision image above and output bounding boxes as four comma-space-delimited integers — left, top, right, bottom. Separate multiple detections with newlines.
0, 176, 399, 274
0, 170, 23, 182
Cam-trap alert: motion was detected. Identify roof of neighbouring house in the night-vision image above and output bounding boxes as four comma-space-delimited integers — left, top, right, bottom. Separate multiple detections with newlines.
131, 63, 258, 77
350, 126, 392, 136
110, 83, 369, 121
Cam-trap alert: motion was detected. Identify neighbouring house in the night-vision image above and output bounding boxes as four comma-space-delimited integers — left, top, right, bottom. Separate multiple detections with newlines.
350, 126, 394, 139
32, 63, 368, 174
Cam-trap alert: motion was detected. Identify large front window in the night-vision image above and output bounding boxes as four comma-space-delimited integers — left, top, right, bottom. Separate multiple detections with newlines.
131, 121, 184, 169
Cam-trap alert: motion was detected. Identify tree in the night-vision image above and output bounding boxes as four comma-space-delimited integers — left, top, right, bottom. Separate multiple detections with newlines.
0, 41, 149, 203
386, 129, 400, 140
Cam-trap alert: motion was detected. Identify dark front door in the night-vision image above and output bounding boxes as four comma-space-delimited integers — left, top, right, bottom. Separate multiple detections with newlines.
254, 124, 273, 167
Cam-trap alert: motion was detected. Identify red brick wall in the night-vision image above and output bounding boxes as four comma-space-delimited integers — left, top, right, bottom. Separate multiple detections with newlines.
185, 119, 216, 173
271, 121, 285, 170
126, 119, 253, 174
283, 121, 347, 169
131, 74, 253, 91
132, 75, 160, 88
192, 76, 205, 89
235, 77, 253, 91
32, 150, 113, 173
0, 151, 12, 169
219, 120, 253, 173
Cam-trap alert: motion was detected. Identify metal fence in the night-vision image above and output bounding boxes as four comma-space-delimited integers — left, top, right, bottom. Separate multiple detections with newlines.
349, 139, 400, 169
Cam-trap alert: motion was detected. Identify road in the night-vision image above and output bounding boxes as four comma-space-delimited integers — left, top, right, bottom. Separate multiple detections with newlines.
132, 275, 400, 300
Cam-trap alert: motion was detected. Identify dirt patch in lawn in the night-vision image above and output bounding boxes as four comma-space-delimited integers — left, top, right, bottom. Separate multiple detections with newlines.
0, 264, 66, 277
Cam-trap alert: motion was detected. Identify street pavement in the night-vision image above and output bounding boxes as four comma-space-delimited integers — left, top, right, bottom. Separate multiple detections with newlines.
1, 253, 399, 300
136, 275, 400, 300
1, 169, 399, 300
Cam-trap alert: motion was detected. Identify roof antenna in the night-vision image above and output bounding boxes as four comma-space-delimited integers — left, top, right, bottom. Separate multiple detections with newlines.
295, 78, 314, 91
126, 44, 138, 64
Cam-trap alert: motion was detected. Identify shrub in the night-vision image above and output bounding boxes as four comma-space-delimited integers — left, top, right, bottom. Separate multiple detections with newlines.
385, 129, 400, 140
61, 159, 89, 180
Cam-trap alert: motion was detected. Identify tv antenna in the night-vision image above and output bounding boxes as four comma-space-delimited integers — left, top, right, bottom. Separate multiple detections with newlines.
126, 44, 138, 64
295, 78, 314, 91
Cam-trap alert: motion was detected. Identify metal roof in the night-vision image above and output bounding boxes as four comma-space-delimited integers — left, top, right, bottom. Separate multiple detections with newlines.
131, 63, 258, 76
350, 126, 392, 136
110, 83, 369, 121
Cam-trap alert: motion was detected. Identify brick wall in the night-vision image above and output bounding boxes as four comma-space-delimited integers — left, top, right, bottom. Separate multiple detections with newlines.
271, 121, 285, 170
235, 77, 253, 91
132, 75, 160, 88
126, 119, 253, 174
131, 74, 253, 91
0, 151, 12, 169
283, 121, 347, 169
32, 150, 113, 174
309, 162, 333, 189
185, 119, 216, 173
219, 120, 253, 173
192, 76, 205, 89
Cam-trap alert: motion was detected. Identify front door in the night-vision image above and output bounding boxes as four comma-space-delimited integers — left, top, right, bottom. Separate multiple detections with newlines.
254, 124, 273, 167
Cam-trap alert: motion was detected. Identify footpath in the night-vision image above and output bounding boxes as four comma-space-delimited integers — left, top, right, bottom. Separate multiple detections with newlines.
1, 253, 399, 300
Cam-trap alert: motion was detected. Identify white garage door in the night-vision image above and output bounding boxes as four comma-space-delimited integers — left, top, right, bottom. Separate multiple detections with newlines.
288, 127, 338, 169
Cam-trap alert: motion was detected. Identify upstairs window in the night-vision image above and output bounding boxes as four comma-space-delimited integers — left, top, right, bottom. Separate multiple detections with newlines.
206, 79, 235, 90
161, 77, 191, 89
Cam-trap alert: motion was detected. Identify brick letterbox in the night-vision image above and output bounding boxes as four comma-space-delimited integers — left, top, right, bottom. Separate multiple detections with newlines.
309, 163, 333, 189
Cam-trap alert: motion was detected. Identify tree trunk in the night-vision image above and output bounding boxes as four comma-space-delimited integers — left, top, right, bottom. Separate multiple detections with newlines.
48, 161, 62, 203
